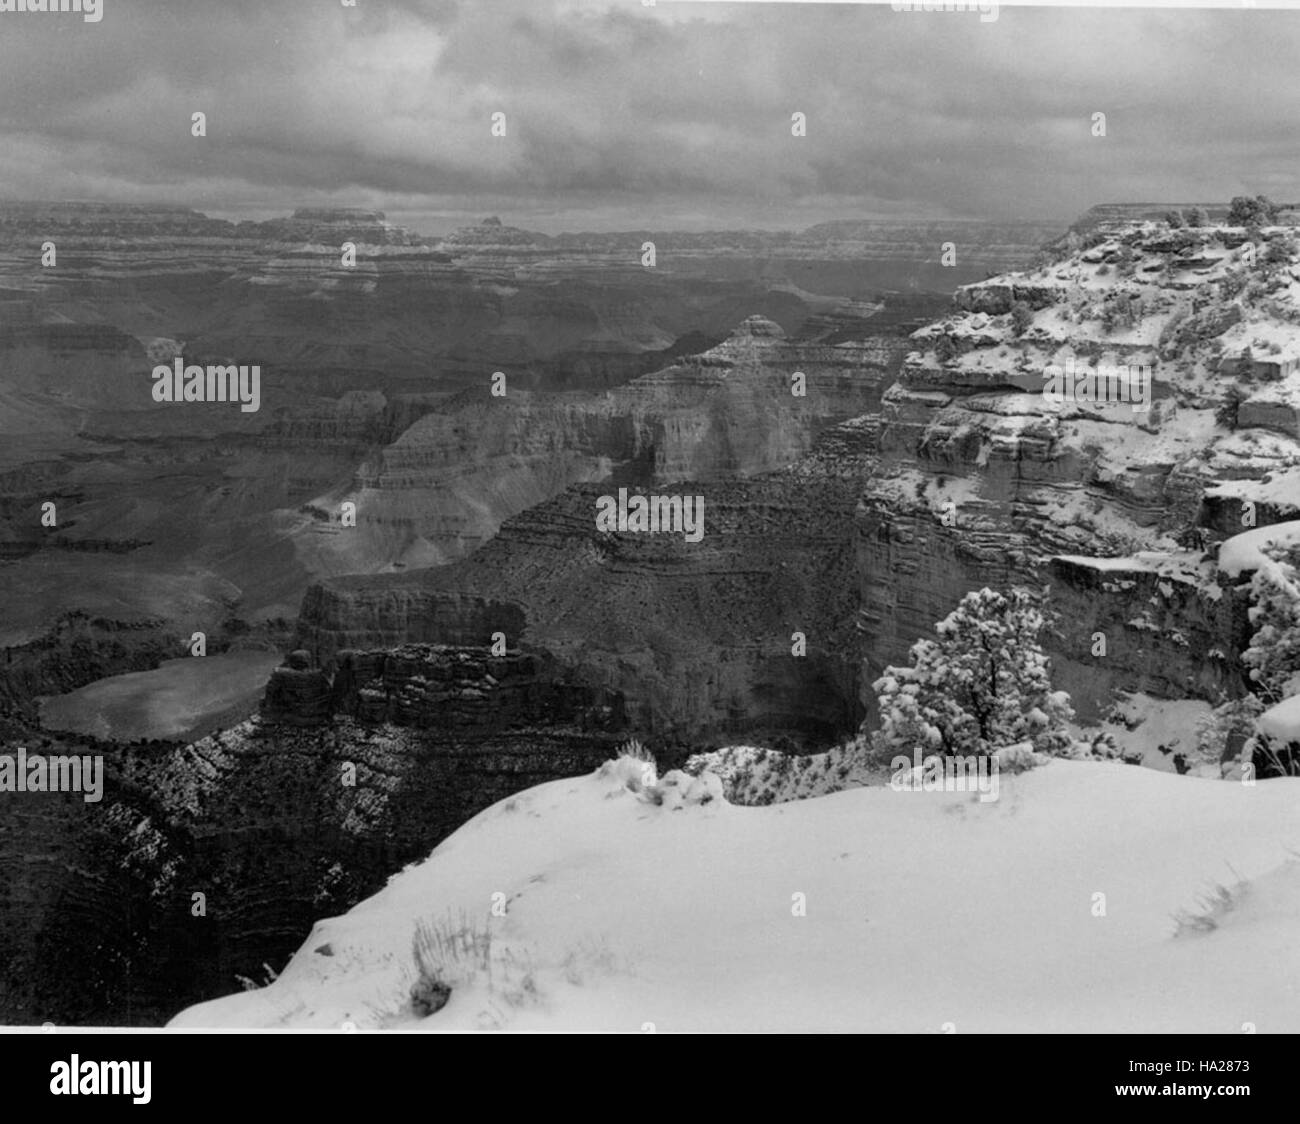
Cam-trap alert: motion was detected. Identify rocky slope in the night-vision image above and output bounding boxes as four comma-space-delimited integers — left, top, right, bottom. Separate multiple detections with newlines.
0, 637, 624, 1025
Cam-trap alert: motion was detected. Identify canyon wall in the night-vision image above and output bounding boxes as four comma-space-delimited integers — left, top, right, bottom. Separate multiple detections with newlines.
287, 216, 1300, 742
857, 217, 1300, 720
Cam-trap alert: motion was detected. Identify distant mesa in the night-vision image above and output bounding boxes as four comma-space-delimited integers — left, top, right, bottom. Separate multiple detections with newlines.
288, 207, 388, 224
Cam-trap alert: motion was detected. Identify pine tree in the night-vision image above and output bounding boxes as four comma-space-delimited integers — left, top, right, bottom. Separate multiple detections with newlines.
1242, 540, 1300, 704
871, 587, 1075, 758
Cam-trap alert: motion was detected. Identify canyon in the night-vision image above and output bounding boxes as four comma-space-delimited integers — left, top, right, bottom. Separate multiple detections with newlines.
1, 202, 1048, 1024
7, 202, 1300, 1027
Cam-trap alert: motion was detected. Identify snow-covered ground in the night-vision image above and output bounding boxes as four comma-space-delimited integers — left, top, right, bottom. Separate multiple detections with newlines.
1260, 695, 1300, 744
171, 755, 1300, 1033
1079, 692, 1217, 774
1219, 519, 1300, 577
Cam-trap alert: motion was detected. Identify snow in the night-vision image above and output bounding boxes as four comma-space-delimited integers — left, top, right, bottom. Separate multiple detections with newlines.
1054, 553, 1160, 573
1259, 695, 1300, 744
1206, 467, 1300, 513
1218, 520, 1300, 577
1081, 692, 1215, 774
171, 754, 1300, 1033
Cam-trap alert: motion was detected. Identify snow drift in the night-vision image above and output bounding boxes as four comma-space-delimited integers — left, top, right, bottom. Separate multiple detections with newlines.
171, 754, 1300, 1032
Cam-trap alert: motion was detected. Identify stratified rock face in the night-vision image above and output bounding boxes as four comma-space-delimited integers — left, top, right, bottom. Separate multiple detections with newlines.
296, 591, 526, 667
304, 310, 912, 575
857, 216, 1300, 721
329, 644, 624, 732
1045, 556, 1248, 708
294, 459, 870, 749
253, 635, 626, 734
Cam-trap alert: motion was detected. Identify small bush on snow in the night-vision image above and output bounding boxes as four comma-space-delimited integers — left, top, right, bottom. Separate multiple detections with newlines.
994, 741, 1048, 774
1172, 880, 1248, 938
600, 750, 722, 808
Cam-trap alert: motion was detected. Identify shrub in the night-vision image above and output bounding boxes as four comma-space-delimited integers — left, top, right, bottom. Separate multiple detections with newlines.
410, 911, 493, 1017
933, 332, 959, 363
1215, 382, 1248, 430
617, 737, 655, 764
1242, 540, 1300, 704
1172, 880, 1248, 937
1187, 206, 1210, 228
1194, 695, 1264, 775
1264, 232, 1298, 272
1228, 194, 1279, 226
1101, 292, 1140, 333
1009, 300, 1034, 336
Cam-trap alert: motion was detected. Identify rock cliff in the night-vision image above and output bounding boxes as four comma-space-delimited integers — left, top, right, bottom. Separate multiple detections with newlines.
859, 215, 1300, 720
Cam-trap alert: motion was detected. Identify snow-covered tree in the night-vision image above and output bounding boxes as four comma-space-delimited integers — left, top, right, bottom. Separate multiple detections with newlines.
1242, 540, 1300, 705
1194, 695, 1265, 776
870, 587, 1075, 758
1192, 541, 1300, 777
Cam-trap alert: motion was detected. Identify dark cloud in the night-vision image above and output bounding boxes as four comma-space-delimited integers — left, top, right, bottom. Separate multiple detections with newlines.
1, 0, 1297, 231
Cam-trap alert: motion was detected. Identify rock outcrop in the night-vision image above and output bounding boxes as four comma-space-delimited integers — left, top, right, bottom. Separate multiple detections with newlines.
259, 649, 332, 726
858, 216, 1300, 721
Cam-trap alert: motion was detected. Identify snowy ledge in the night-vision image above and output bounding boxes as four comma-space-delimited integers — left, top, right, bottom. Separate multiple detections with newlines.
171, 755, 1300, 1033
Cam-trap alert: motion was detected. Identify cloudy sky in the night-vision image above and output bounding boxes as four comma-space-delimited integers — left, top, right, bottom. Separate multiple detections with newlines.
2, 0, 1297, 233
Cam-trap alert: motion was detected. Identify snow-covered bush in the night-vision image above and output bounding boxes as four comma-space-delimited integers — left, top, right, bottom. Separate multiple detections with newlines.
994, 741, 1049, 774
685, 737, 876, 805
599, 751, 722, 808
1194, 540, 1300, 777
870, 587, 1075, 760
1194, 695, 1265, 777
648, 769, 724, 810
1242, 540, 1300, 704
